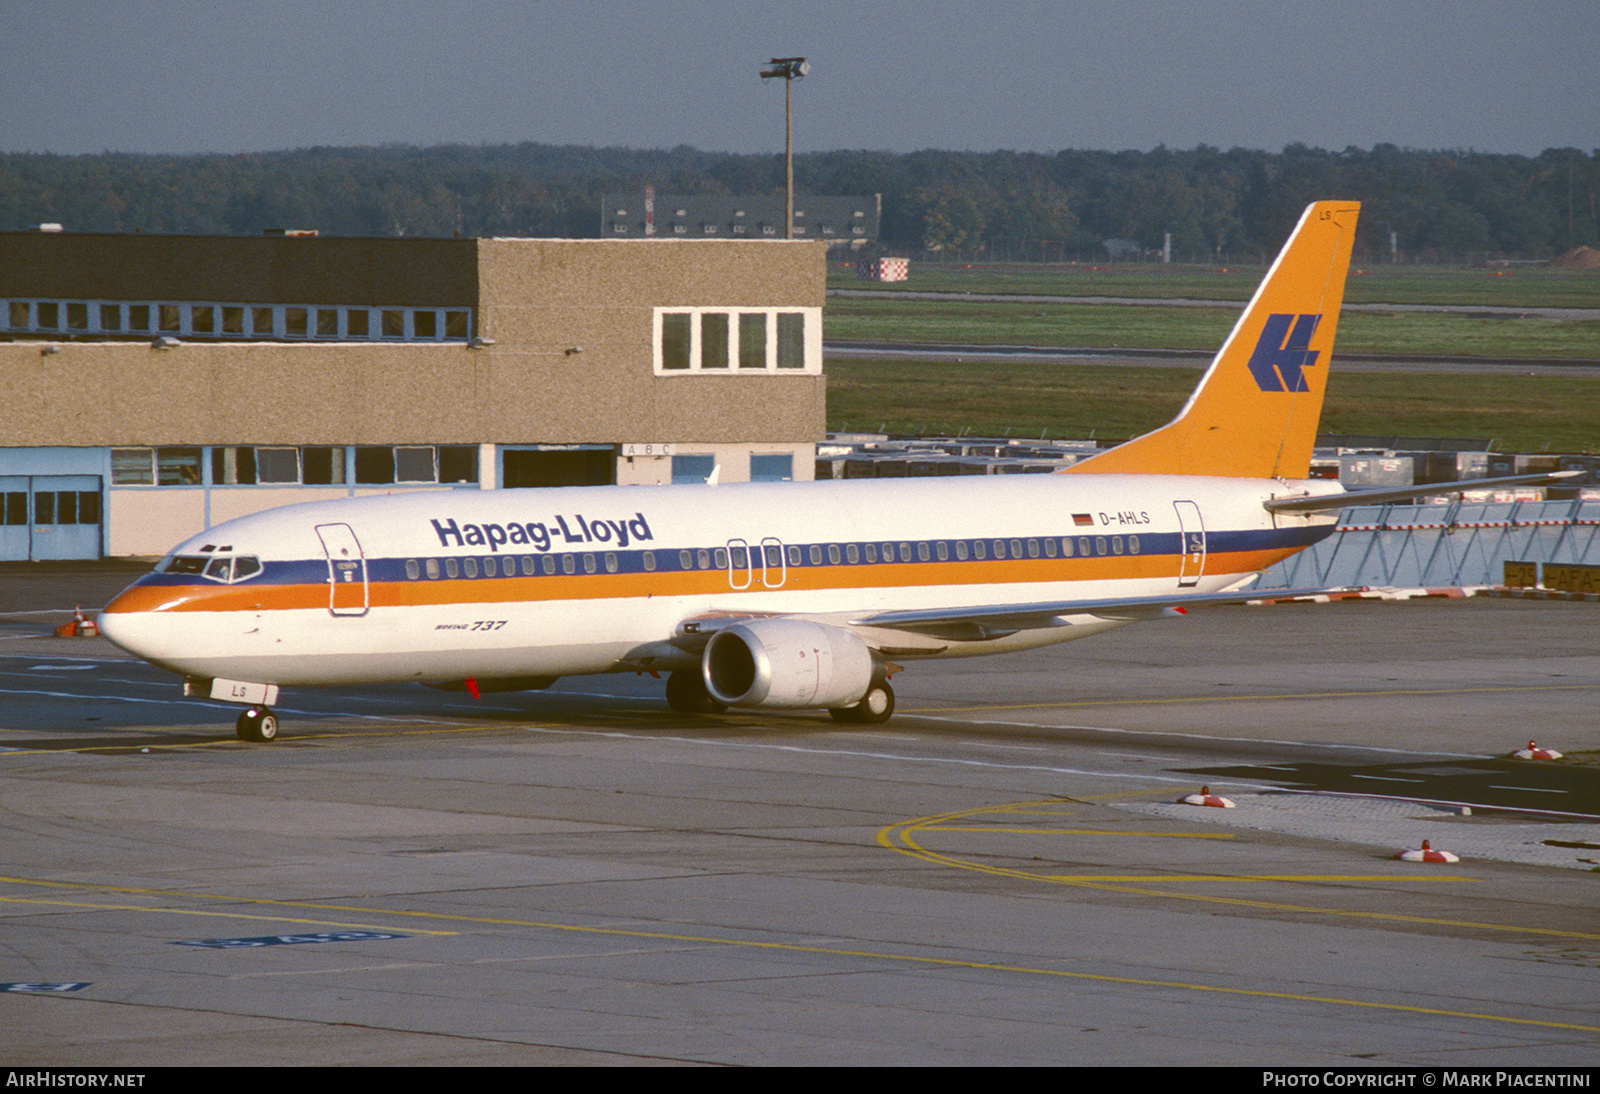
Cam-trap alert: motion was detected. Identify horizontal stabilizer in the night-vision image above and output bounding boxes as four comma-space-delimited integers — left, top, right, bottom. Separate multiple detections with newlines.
1264, 471, 1584, 514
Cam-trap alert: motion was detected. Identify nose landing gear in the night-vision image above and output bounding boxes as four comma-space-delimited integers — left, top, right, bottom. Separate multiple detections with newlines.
235, 706, 280, 743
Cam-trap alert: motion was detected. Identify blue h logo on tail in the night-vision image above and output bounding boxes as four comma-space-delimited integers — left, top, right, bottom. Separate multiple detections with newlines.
1247, 313, 1322, 392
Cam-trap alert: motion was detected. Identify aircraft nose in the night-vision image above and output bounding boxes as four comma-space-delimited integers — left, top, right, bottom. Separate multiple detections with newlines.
97, 579, 177, 663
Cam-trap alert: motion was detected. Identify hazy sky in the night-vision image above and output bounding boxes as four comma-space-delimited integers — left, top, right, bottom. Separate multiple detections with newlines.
2, 0, 1594, 158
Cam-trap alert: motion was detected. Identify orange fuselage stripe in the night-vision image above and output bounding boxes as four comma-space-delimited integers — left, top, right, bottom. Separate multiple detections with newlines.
105, 548, 1299, 614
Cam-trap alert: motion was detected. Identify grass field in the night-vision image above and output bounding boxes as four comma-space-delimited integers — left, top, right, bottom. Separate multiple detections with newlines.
824, 297, 1600, 360
824, 358, 1600, 454
824, 261, 1600, 451
828, 261, 1600, 308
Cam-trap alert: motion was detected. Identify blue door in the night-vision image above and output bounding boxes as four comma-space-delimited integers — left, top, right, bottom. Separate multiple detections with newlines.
0, 475, 103, 561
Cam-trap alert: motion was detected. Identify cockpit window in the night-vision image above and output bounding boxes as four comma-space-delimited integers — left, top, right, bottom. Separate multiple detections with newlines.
161, 553, 262, 583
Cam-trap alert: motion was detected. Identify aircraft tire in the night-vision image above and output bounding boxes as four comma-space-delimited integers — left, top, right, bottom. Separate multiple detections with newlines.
828, 682, 894, 725
665, 670, 727, 715
235, 707, 279, 743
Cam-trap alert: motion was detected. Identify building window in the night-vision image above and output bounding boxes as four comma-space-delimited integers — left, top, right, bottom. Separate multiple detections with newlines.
672, 454, 715, 484
739, 313, 766, 369
660, 312, 692, 371
0, 298, 479, 343
111, 447, 203, 486
750, 454, 793, 482
157, 448, 202, 485
395, 446, 436, 483
112, 449, 154, 485
212, 445, 349, 485
354, 445, 476, 485
355, 447, 396, 484
701, 312, 729, 370
255, 447, 301, 484
654, 308, 820, 375
112, 447, 200, 486
302, 446, 346, 484
438, 445, 478, 483
777, 312, 806, 369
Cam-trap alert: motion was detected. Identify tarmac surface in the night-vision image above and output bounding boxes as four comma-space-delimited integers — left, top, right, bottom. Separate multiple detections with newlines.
1, 563, 1597, 1065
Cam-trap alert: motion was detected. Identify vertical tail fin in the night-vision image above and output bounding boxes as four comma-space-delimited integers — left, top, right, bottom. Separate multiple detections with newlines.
1065, 201, 1360, 479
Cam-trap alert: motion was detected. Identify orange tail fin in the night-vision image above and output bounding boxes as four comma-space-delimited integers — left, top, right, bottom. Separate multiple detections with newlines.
1065, 201, 1360, 479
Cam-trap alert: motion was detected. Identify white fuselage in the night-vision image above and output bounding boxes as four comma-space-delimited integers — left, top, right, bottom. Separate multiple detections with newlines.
99, 474, 1339, 688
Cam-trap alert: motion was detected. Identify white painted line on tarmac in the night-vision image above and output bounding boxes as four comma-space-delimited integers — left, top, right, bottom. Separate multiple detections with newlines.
0, 686, 464, 727
515, 724, 1270, 787
906, 714, 1484, 759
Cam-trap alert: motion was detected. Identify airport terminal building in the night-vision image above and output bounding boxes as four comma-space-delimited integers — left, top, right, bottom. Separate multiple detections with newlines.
0, 230, 826, 560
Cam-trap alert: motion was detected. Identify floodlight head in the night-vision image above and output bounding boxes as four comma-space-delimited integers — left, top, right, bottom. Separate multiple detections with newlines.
760, 57, 809, 80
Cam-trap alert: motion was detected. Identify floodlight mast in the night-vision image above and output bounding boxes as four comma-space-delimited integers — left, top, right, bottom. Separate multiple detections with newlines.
759, 57, 809, 240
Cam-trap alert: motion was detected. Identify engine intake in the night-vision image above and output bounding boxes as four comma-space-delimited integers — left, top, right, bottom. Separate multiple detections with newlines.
702, 620, 874, 709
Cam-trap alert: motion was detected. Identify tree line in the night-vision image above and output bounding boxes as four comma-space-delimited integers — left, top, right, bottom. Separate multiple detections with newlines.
1, 142, 1594, 263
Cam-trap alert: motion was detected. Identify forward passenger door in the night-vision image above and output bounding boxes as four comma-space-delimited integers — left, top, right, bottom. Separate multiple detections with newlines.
315, 522, 369, 616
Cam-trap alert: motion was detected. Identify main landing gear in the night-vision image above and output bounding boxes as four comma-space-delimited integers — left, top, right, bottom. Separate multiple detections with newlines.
235, 706, 280, 743
663, 670, 894, 724
664, 670, 727, 715
828, 680, 895, 725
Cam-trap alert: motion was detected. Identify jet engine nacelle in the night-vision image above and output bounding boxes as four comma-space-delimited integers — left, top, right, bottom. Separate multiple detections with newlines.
702, 619, 874, 709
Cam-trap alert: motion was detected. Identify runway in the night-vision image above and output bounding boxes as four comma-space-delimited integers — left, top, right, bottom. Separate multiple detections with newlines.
824, 339, 1600, 376
1, 575, 1597, 1065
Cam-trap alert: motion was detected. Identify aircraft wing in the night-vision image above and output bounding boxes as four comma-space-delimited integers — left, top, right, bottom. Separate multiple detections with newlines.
1264, 471, 1583, 514
850, 587, 1340, 642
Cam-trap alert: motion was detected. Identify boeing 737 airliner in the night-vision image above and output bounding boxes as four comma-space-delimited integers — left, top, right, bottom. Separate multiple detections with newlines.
103, 201, 1409, 741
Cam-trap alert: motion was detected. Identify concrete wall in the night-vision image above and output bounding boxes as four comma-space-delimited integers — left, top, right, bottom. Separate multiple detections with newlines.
476, 238, 825, 445
2, 238, 827, 449
0, 232, 478, 307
